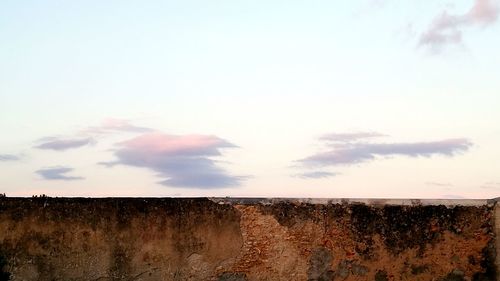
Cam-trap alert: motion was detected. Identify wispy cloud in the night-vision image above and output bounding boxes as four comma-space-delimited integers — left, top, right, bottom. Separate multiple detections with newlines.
83, 118, 154, 134
299, 133, 472, 167
0, 154, 20, 161
295, 171, 338, 179
34, 119, 152, 152
36, 166, 84, 181
425, 181, 454, 187
419, 0, 499, 50
441, 194, 466, 199
35, 137, 95, 151
480, 182, 500, 190
100, 132, 245, 188
320, 132, 386, 142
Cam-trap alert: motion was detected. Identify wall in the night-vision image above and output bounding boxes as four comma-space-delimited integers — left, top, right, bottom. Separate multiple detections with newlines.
0, 197, 497, 281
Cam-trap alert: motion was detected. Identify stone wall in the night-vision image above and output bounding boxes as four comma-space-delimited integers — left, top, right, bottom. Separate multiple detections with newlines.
0, 197, 497, 281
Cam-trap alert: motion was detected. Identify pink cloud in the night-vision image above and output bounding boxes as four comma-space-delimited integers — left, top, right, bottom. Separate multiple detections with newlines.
469, 0, 500, 23
119, 133, 235, 156
100, 133, 244, 188
419, 0, 499, 49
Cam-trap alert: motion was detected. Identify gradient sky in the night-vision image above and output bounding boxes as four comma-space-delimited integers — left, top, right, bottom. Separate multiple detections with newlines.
1, 0, 499, 198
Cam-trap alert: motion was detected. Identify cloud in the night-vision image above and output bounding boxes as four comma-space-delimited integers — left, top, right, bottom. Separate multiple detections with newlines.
425, 181, 454, 187
100, 132, 244, 188
34, 119, 151, 152
295, 171, 338, 179
419, 0, 499, 49
480, 182, 500, 190
36, 166, 84, 181
320, 132, 386, 142
35, 137, 95, 151
299, 135, 472, 167
0, 154, 20, 161
441, 194, 466, 199
84, 118, 154, 134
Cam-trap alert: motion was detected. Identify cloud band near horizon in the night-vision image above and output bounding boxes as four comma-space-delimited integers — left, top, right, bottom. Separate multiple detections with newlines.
300, 136, 472, 167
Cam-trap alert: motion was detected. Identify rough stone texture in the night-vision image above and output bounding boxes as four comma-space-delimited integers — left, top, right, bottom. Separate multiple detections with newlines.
0, 197, 497, 281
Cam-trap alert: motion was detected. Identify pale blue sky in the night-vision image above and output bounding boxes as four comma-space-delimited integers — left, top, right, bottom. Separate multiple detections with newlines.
1, 0, 499, 198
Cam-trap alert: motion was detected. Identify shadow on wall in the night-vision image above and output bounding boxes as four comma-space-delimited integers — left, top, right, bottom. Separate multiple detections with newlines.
0, 252, 11, 281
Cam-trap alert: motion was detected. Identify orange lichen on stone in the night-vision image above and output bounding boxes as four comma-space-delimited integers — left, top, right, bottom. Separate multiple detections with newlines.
226, 205, 309, 281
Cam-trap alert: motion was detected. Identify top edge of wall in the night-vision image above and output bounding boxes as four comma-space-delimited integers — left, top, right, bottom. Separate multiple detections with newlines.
209, 197, 500, 206
2, 197, 499, 207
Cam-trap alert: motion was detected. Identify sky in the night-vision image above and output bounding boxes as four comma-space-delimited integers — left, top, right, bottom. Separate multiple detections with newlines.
1, 0, 499, 198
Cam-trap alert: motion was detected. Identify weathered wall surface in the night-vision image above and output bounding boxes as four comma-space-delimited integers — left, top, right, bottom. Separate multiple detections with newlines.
0, 197, 497, 281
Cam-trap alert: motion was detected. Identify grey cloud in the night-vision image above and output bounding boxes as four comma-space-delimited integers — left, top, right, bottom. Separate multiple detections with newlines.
300, 138, 472, 167
295, 171, 338, 179
100, 133, 245, 189
419, 0, 499, 50
35, 137, 94, 151
34, 119, 152, 152
97, 161, 118, 167
0, 154, 20, 161
36, 166, 84, 181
